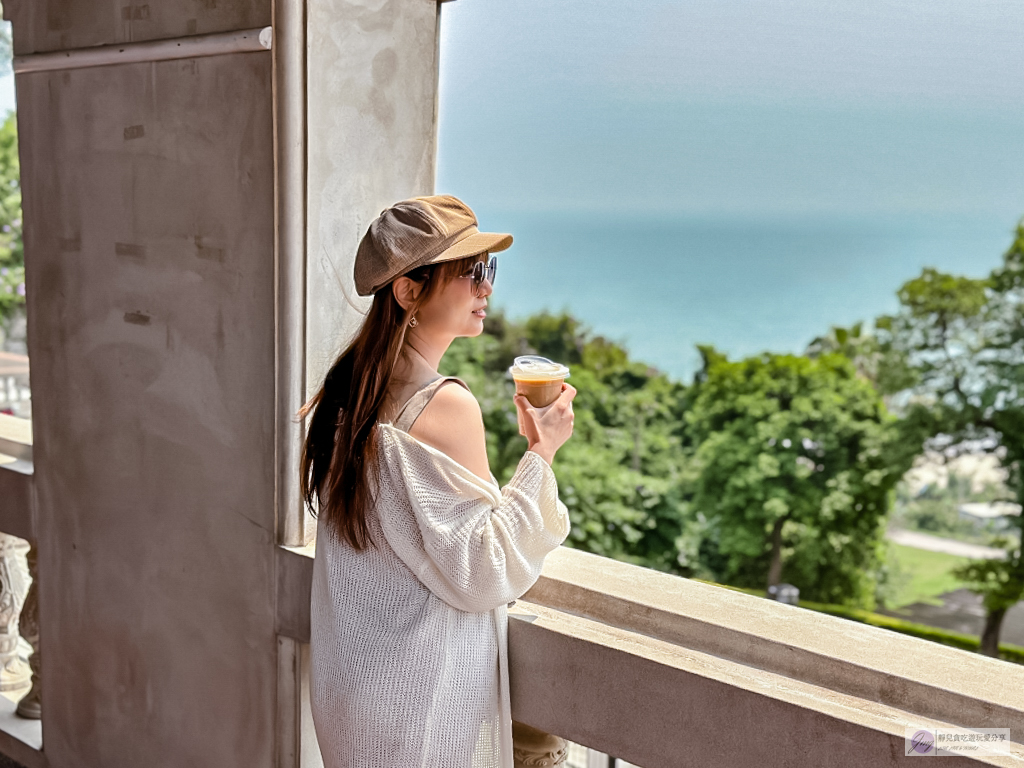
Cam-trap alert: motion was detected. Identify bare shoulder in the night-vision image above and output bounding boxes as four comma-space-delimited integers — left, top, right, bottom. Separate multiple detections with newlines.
408, 381, 491, 481
426, 379, 480, 415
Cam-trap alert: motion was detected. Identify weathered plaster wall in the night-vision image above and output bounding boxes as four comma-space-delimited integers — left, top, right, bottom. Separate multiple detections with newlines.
305, 0, 441, 394
18, 48, 278, 768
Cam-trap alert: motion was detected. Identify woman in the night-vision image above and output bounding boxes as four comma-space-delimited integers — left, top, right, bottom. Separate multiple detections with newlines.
301, 195, 576, 768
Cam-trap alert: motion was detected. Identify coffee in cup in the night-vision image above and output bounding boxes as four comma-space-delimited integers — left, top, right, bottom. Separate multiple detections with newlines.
509, 355, 571, 435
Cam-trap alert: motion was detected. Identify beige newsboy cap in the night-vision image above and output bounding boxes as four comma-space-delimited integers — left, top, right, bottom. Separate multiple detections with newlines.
354, 195, 513, 296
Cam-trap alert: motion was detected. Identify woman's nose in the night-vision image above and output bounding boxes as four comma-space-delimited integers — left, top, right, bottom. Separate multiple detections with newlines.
479, 278, 493, 298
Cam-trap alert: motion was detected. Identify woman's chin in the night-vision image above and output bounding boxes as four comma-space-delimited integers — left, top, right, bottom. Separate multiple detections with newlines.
463, 319, 485, 337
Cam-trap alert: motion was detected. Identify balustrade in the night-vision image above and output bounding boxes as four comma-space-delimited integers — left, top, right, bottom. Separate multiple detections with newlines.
0, 416, 41, 723
512, 720, 568, 767
16, 543, 40, 720
0, 534, 30, 694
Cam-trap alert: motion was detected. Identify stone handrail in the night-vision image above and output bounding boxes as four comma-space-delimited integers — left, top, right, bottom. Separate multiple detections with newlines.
510, 547, 1024, 767
524, 548, 1024, 738
276, 543, 1024, 767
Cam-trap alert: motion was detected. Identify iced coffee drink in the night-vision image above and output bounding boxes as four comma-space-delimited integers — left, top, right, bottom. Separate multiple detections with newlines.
509, 355, 571, 435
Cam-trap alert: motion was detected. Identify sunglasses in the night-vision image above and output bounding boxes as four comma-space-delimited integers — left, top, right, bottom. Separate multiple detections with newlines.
459, 256, 497, 297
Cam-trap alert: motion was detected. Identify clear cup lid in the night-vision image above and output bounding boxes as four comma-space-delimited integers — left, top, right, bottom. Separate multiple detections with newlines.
508, 355, 570, 379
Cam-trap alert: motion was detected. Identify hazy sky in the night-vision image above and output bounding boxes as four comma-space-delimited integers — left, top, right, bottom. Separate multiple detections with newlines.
2, 5, 1022, 220
437, 0, 1024, 218
0, 5, 1017, 375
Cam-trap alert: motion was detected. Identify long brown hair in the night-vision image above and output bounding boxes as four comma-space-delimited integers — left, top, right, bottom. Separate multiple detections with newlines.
298, 253, 484, 549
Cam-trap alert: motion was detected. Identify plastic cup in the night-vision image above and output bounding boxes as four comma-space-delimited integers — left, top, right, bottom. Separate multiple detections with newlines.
509, 355, 571, 436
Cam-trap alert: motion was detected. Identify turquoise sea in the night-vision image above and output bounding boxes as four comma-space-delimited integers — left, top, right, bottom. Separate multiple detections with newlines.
479, 209, 1018, 381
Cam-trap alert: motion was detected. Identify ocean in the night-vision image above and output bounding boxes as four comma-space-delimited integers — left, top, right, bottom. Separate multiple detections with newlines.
479, 209, 1018, 381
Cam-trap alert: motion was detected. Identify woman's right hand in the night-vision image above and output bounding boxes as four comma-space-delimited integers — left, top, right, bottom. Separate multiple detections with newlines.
514, 383, 577, 465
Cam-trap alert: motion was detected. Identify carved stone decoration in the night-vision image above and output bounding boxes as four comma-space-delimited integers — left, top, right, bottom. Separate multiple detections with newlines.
16, 542, 40, 719
0, 534, 30, 692
512, 720, 568, 767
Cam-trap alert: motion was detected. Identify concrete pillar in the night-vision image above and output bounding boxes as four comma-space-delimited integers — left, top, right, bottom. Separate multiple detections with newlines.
8, 0, 279, 764
4, 0, 447, 764
305, 0, 441, 392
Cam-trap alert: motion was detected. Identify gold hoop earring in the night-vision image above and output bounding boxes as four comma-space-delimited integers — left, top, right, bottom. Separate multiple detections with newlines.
408, 315, 418, 328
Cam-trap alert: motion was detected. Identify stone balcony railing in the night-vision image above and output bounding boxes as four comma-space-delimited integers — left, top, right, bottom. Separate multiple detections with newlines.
3, 408, 1024, 767
276, 540, 1024, 768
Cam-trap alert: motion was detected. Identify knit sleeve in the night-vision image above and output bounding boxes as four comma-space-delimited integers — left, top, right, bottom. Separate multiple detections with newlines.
375, 424, 571, 614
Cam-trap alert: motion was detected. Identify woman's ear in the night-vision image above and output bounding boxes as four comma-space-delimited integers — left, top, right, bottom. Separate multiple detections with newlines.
392, 276, 423, 311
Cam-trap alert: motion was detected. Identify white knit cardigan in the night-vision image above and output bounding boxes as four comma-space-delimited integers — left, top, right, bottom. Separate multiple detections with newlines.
309, 420, 570, 768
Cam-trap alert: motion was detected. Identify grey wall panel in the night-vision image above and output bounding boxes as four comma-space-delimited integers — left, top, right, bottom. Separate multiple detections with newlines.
4, 0, 271, 56
18, 52, 277, 767
305, 0, 441, 393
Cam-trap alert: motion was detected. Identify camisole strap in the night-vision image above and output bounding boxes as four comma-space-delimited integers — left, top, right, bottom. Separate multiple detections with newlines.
393, 376, 470, 433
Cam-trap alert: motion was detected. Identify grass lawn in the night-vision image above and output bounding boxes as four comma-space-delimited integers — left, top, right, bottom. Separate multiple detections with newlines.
885, 541, 972, 608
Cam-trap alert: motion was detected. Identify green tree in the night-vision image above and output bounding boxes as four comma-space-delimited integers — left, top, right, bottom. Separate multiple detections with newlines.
807, 322, 878, 383
0, 111, 22, 333
874, 229, 1024, 655
685, 347, 914, 606
952, 544, 1024, 657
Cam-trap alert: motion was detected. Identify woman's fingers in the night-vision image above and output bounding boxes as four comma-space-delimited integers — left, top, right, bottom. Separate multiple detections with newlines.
514, 387, 576, 457
514, 395, 536, 412
513, 395, 534, 417
516, 393, 574, 426
513, 396, 541, 441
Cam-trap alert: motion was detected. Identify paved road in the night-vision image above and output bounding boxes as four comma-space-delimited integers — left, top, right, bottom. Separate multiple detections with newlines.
886, 529, 1007, 560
